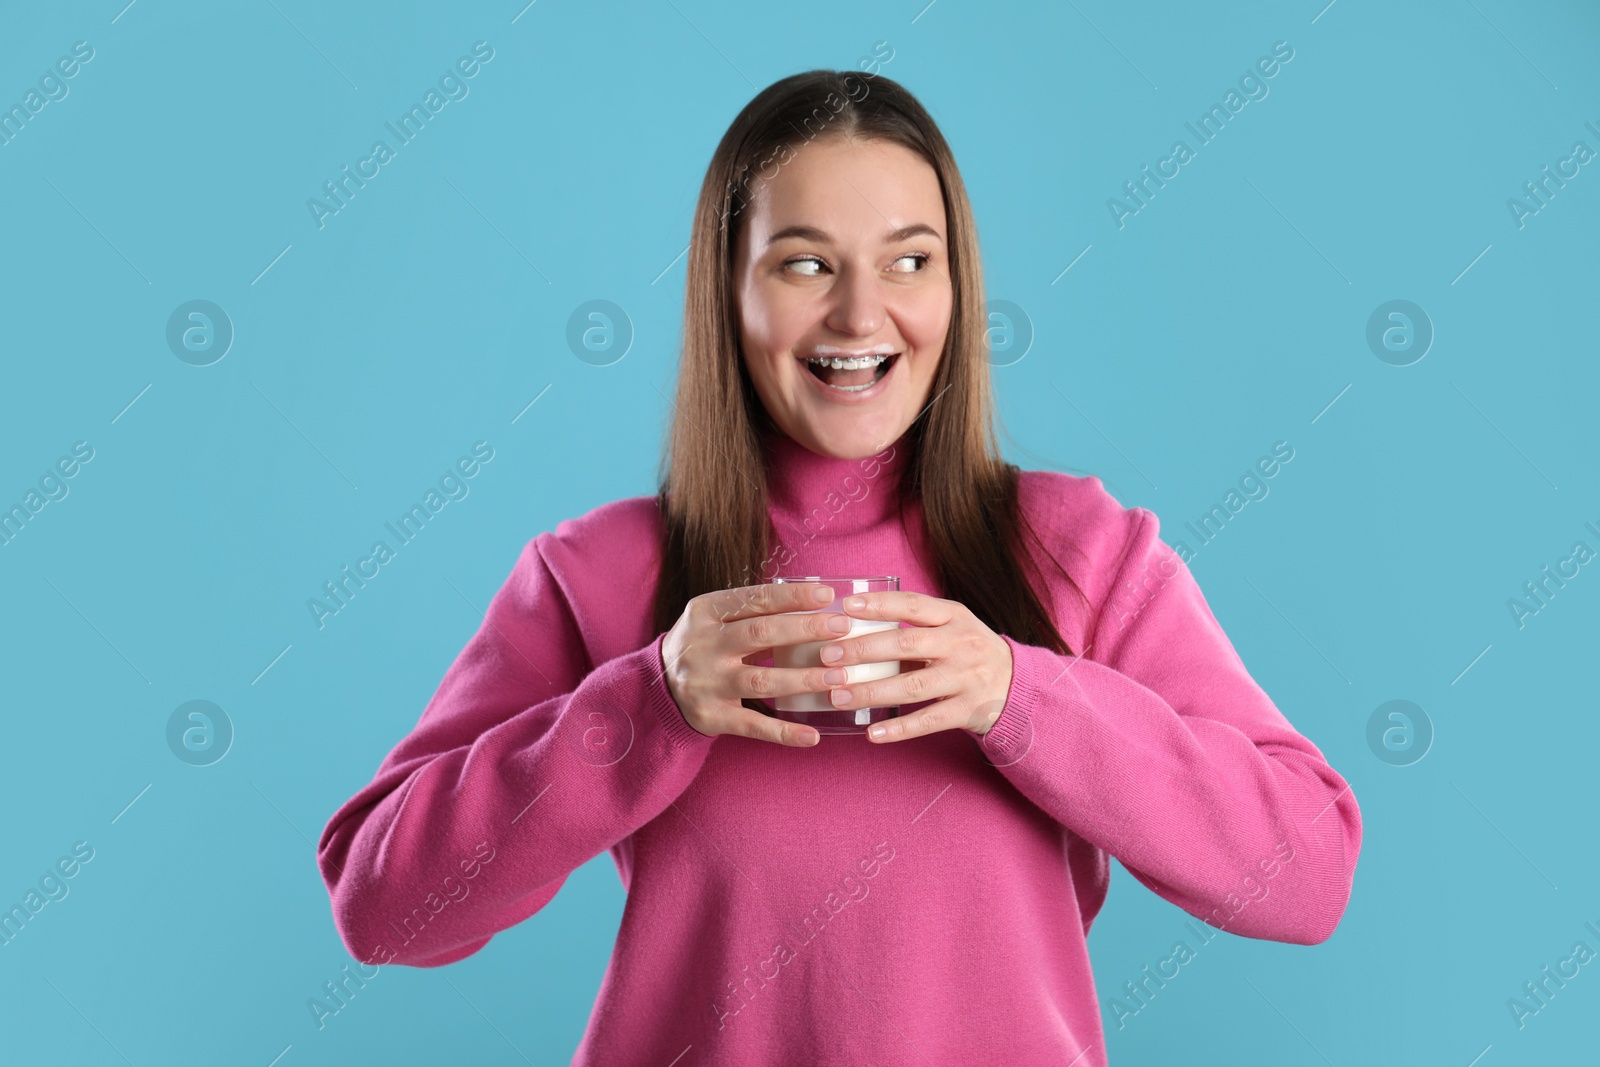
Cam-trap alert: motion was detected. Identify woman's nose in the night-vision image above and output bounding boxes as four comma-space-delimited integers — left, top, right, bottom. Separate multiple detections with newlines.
824, 265, 887, 338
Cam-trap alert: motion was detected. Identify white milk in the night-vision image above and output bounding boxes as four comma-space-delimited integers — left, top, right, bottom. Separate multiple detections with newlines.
773, 616, 901, 713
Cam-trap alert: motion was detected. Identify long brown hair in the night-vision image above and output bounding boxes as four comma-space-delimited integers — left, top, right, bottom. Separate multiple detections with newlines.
650, 68, 1089, 656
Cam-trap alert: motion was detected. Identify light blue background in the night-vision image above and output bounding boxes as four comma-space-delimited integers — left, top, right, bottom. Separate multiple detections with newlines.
2, 1, 1597, 1063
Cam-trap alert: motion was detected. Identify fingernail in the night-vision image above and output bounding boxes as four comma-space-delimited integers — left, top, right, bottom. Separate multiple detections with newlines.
812, 586, 833, 602
820, 645, 842, 663
826, 614, 851, 633
869, 725, 886, 740
844, 596, 865, 610
823, 667, 846, 684
831, 688, 851, 705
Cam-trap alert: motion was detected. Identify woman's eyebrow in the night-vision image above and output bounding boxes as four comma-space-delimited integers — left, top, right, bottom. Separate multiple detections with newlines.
766, 222, 943, 245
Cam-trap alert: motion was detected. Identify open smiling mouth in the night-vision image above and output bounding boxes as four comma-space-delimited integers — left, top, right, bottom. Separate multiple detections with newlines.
802, 352, 900, 393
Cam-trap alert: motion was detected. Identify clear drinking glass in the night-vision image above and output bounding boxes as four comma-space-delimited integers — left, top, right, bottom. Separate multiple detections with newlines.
768, 575, 901, 735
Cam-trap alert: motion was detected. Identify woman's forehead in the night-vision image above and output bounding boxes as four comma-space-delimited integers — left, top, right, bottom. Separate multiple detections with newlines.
740, 141, 946, 247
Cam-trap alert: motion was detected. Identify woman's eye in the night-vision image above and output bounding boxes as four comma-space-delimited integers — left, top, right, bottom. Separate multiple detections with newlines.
784, 253, 929, 276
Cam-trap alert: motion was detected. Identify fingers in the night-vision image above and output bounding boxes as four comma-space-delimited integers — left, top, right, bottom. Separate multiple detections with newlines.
703, 581, 832, 627
816, 622, 920, 671
733, 661, 843, 702
863, 697, 1006, 742
837, 589, 953, 626
731, 605, 854, 661
863, 697, 968, 742
733, 704, 819, 747
864, 705, 940, 742
825, 663, 942, 714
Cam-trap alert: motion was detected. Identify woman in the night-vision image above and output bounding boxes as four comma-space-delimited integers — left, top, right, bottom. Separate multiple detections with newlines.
317, 69, 1361, 1065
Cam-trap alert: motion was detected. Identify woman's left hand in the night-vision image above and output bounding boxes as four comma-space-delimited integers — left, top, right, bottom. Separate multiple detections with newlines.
819, 590, 1014, 742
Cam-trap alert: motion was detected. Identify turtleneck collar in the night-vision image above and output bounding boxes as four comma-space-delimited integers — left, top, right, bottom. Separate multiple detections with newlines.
760, 426, 914, 538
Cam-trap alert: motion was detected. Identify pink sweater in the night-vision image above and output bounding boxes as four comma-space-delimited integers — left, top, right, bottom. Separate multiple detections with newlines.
317, 428, 1361, 1065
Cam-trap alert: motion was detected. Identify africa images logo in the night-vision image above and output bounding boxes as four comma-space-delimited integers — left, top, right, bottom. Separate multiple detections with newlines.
307, 41, 495, 230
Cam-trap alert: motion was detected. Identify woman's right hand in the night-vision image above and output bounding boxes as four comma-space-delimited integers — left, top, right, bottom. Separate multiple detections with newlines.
661, 581, 850, 746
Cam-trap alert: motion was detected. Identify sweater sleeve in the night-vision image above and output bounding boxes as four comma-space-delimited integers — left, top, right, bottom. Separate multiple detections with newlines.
316, 532, 715, 968
972, 505, 1361, 945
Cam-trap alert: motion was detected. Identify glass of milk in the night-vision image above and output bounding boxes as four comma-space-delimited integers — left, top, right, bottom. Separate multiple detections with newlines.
768, 575, 901, 734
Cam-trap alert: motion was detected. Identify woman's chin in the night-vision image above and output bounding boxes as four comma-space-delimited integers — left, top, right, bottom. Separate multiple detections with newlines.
790, 415, 903, 459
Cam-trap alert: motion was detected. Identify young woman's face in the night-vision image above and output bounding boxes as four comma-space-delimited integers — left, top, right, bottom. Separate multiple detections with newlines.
732, 136, 953, 460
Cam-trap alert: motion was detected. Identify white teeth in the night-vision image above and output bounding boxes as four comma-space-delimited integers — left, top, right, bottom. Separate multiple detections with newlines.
805, 354, 891, 370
